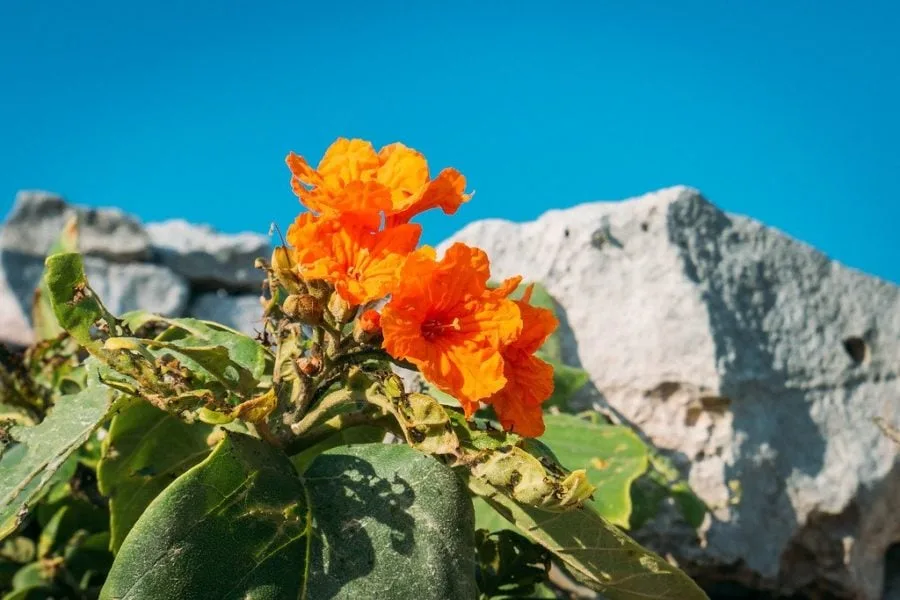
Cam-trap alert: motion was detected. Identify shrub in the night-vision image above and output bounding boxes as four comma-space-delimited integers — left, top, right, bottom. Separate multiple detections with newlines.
0, 138, 708, 599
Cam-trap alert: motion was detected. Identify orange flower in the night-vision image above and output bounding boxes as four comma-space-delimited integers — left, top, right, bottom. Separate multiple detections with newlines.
286, 212, 420, 306
381, 243, 522, 413
287, 138, 471, 222
485, 285, 559, 437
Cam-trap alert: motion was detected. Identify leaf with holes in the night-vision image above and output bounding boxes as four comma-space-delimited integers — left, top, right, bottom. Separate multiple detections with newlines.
0, 376, 117, 539
471, 479, 708, 600
539, 413, 649, 528
32, 216, 79, 342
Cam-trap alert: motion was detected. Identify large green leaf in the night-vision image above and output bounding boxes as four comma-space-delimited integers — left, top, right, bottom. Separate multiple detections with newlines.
0, 378, 117, 538
289, 425, 385, 474
471, 480, 707, 600
97, 399, 214, 552
304, 443, 478, 599
100, 432, 309, 600
539, 414, 648, 528
101, 435, 479, 599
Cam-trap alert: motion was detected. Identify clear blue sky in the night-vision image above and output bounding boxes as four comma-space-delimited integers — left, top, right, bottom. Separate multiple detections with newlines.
1, 1, 898, 282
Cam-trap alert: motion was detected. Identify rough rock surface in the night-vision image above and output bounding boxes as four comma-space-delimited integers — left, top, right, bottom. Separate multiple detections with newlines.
146, 220, 270, 291
441, 186, 900, 599
1, 191, 150, 261
188, 291, 264, 335
0, 192, 269, 343
81, 259, 190, 317
0, 268, 33, 348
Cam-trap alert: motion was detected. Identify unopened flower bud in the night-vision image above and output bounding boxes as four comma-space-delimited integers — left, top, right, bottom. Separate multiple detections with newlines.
283, 294, 323, 325
353, 309, 382, 344
271, 247, 304, 294
327, 292, 356, 325
296, 355, 322, 376
306, 279, 332, 301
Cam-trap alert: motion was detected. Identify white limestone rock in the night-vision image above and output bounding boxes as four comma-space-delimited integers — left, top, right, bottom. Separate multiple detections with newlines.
441, 186, 900, 599
0, 267, 33, 347
146, 220, 269, 291
1, 190, 150, 261
0, 251, 189, 326
188, 291, 264, 336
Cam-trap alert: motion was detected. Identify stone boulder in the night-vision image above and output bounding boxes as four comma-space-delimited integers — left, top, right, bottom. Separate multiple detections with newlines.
146, 220, 269, 291
441, 186, 900, 599
0, 249, 189, 322
0, 269, 33, 348
188, 291, 264, 336
1, 191, 150, 262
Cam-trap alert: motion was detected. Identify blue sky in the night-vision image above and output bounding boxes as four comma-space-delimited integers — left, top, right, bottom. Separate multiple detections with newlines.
1, 1, 898, 282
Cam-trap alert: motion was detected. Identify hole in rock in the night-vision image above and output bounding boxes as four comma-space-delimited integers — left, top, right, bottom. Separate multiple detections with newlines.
842, 336, 867, 364
884, 542, 900, 599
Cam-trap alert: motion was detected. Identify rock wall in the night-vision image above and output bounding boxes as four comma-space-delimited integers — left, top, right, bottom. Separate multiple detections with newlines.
442, 186, 900, 599
0, 191, 270, 347
1, 187, 898, 598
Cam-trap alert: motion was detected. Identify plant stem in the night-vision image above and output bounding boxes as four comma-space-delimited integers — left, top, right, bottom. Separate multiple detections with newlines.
290, 388, 360, 436
286, 413, 393, 456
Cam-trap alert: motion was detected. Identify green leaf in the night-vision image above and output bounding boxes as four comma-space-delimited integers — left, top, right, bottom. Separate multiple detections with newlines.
630, 452, 707, 530
98, 399, 214, 552
102, 436, 480, 599
539, 414, 648, 528
448, 412, 594, 512
304, 444, 478, 600
43, 255, 271, 417
289, 425, 385, 474
43, 253, 116, 353
0, 537, 35, 564
62, 531, 114, 592
36, 494, 108, 560
121, 314, 270, 384
542, 361, 590, 410
474, 529, 551, 598
100, 432, 309, 600
472, 486, 708, 600
32, 216, 79, 342
2, 585, 59, 600
9, 563, 50, 591
0, 378, 117, 538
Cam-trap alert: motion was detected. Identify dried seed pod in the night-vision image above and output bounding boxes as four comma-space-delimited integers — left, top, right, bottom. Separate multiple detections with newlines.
283, 294, 324, 325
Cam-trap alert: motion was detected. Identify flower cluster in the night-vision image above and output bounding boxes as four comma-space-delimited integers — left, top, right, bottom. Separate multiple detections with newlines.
284, 138, 557, 436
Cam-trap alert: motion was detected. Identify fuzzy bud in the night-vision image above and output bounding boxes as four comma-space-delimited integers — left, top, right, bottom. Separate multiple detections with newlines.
296, 355, 322, 376
353, 309, 382, 344
327, 292, 356, 325
271, 247, 304, 294
283, 294, 323, 325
